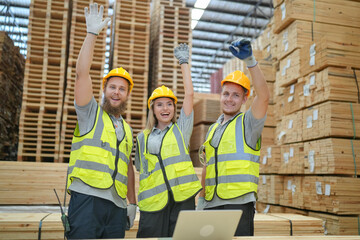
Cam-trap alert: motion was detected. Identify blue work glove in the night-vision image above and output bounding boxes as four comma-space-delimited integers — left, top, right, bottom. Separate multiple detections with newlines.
196, 197, 206, 210
229, 39, 257, 68
84, 3, 111, 35
174, 43, 189, 65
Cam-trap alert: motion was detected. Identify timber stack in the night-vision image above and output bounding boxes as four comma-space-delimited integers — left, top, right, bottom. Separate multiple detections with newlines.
111, 0, 151, 148
148, 0, 191, 116
0, 32, 25, 161
256, 0, 360, 235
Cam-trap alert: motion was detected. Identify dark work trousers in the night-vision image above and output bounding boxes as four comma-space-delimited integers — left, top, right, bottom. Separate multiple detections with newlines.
206, 202, 255, 236
67, 191, 127, 239
136, 192, 195, 238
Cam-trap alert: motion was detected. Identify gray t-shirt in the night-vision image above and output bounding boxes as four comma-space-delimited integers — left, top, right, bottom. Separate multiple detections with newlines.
204, 107, 266, 209
68, 97, 132, 208
135, 108, 193, 172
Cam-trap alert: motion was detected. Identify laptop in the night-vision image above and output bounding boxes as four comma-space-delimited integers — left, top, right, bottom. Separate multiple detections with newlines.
172, 210, 243, 240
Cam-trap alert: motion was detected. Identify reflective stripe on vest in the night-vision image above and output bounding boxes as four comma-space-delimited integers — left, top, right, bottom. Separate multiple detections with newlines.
204, 113, 260, 201
68, 106, 133, 199
137, 124, 202, 212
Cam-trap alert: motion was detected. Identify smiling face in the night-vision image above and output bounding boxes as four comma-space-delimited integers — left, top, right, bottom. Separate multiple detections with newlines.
102, 76, 129, 118
221, 82, 248, 119
153, 97, 175, 129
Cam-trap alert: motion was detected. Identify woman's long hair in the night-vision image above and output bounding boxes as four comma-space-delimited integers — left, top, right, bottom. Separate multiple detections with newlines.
144, 100, 177, 134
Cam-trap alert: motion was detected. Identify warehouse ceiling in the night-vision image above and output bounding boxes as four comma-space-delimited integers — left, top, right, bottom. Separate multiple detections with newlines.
0, 0, 273, 92
186, 0, 274, 92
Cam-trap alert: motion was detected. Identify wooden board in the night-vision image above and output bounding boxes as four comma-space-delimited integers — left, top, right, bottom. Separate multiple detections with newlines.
189, 124, 210, 151
258, 175, 284, 205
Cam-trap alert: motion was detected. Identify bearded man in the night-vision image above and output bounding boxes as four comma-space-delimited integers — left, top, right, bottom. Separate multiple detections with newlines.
66, 3, 136, 239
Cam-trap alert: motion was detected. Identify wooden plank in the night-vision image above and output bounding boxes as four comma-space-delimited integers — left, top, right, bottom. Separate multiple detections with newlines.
193, 98, 222, 125
260, 145, 281, 174
309, 212, 360, 235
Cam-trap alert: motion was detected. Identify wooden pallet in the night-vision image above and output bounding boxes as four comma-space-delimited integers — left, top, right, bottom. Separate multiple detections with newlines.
193, 98, 222, 125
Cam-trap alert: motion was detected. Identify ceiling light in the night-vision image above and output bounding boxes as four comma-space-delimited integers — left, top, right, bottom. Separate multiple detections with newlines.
194, 0, 211, 9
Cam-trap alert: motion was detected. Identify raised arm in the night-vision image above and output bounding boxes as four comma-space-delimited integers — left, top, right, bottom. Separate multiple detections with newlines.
229, 39, 270, 119
174, 43, 193, 116
75, 3, 110, 106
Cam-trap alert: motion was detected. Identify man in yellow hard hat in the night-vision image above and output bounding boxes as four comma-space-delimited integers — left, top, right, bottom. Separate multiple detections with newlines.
66, 3, 136, 239
197, 39, 270, 236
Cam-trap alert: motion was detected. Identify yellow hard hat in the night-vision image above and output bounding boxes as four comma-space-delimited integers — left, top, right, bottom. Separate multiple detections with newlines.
148, 85, 177, 108
221, 70, 250, 97
102, 67, 134, 93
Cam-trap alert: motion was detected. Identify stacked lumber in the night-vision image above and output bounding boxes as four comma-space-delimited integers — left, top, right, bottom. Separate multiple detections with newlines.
0, 213, 63, 240
273, 0, 360, 34
309, 212, 360, 235
190, 93, 221, 166
0, 32, 25, 160
0, 161, 68, 205
149, 0, 191, 116
254, 213, 324, 236
111, 0, 150, 142
258, 175, 284, 204
59, 0, 108, 162
259, 145, 281, 174
18, 0, 69, 162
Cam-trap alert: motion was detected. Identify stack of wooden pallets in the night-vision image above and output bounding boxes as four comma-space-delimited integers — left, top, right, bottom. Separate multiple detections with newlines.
149, 0, 191, 116
58, 0, 108, 163
111, 0, 151, 145
17, 0, 70, 162
0, 32, 25, 161
255, 0, 360, 235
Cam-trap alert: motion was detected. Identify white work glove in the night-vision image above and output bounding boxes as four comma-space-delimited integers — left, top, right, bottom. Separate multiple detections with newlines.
174, 43, 189, 65
196, 197, 206, 210
127, 204, 137, 228
84, 3, 111, 35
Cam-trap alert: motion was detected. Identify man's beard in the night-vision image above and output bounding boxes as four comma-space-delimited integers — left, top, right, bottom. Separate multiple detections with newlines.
102, 96, 127, 117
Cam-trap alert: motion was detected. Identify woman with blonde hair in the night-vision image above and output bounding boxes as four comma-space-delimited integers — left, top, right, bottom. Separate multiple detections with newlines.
134, 43, 202, 238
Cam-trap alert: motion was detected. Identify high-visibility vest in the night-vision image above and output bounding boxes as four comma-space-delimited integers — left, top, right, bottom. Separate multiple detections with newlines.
137, 124, 202, 212
68, 106, 133, 199
203, 112, 261, 201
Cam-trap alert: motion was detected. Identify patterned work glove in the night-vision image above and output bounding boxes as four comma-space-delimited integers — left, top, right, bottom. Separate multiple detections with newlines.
84, 3, 111, 35
229, 39, 257, 68
174, 43, 190, 65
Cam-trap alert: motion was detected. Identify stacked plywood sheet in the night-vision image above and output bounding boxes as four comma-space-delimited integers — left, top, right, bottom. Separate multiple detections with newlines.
149, 0, 191, 116
18, 0, 69, 162
0, 32, 25, 160
58, 0, 108, 162
111, 0, 150, 143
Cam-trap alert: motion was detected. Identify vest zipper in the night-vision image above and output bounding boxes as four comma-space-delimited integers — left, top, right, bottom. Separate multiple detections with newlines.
112, 139, 120, 181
